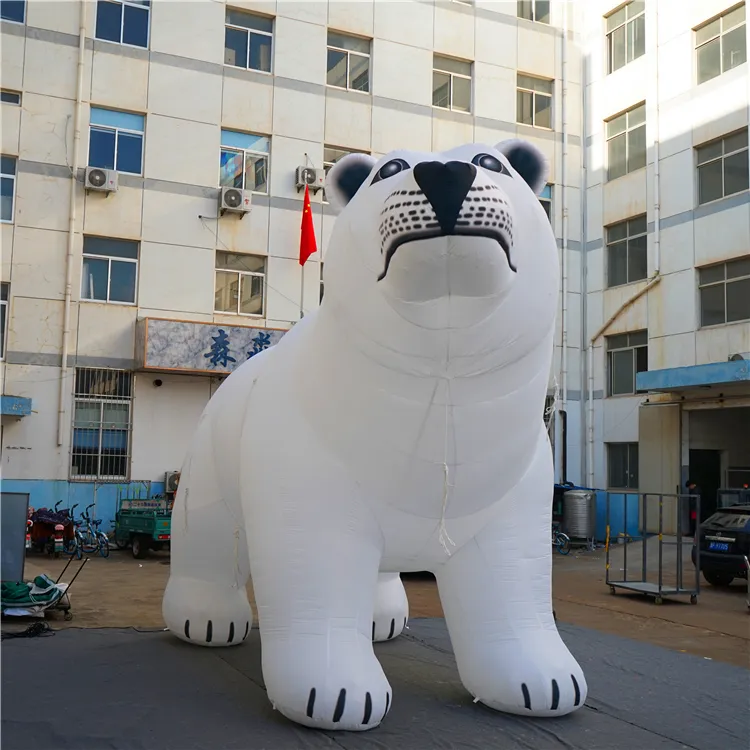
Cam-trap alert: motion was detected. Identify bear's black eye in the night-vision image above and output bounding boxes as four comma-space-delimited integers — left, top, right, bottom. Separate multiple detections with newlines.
471, 153, 510, 175
371, 158, 410, 185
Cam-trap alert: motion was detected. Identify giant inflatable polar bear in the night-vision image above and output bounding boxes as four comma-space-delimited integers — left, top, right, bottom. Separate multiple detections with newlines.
163, 139, 587, 730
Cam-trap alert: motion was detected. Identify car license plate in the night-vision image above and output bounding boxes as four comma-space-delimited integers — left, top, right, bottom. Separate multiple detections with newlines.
708, 541, 729, 552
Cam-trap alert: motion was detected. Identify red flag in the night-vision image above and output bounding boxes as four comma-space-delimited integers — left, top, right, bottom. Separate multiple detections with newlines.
299, 184, 317, 266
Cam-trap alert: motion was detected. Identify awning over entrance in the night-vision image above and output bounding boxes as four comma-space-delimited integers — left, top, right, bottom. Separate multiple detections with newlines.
1, 395, 32, 417
637, 358, 750, 394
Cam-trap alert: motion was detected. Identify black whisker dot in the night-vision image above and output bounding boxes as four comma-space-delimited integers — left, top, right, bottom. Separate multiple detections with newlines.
550, 679, 560, 710
521, 683, 532, 710
572, 675, 581, 706
306, 688, 316, 718
333, 688, 347, 722
363, 692, 373, 724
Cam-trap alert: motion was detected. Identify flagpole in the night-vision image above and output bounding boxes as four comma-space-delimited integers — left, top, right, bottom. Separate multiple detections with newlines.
300, 262, 305, 320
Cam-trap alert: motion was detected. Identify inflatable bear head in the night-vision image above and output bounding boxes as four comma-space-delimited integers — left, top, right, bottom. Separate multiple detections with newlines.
323, 140, 559, 354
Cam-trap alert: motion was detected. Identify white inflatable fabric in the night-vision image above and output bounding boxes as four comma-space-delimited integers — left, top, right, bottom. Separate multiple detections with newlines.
163, 139, 588, 730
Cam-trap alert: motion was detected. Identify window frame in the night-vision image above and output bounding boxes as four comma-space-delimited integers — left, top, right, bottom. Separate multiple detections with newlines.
224, 8, 274, 73
517, 0, 550, 24
605, 102, 646, 181
605, 215, 648, 288
214, 251, 267, 318
0, 0, 26, 24
219, 130, 270, 195
432, 55, 472, 113
694, 3, 747, 85
94, 0, 151, 50
698, 256, 750, 328
607, 442, 639, 490
539, 184, 553, 224
0, 90, 22, 106
606, 330, 649, 397
81, 236, 139, 306
0, 282, 8, 360
88, 108, 145, 176
516, 73, 554, 130
70, 367, 133, 481
695, 129, 749, 206
605, 1, 646, 74
326, 31, 371, 93
1, 155, 17, 224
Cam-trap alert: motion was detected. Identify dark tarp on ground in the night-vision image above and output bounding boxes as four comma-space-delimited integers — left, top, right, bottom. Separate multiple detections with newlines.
2, 618, 748, 750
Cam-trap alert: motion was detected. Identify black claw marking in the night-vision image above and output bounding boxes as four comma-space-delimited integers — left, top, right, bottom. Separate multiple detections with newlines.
206, 620, 213, 643
306, 688, 316, 718
403, 617, 407, 632
388, 618, 395, 639
384, 692, 391, 717
372, 621, 376, 640
184, 620, 190, 639
363, 692, 373, 724
243, 621, 249, 641
550, 679, 560, 710
521, 683, 532, 710
228, 622, 234, 643
332, 688, 347, 723
571, 675, 581, 706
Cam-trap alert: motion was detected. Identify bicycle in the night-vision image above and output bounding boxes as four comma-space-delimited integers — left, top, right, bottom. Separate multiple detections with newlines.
62, 503, 83, 560
552, 523, 571, 556
79, 503, 110, 558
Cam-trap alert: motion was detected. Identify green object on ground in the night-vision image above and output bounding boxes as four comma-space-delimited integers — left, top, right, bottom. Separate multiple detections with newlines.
1, 575, 64, 608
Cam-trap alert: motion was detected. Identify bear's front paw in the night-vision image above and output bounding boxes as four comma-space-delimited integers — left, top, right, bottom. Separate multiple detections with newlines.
162, 576, 253, 648
372, 573, 409, 642
263, 643, 393, 731
462, 631, 588, 717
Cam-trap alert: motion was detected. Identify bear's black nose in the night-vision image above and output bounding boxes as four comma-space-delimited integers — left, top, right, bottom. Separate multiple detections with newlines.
413, 161, 477, 234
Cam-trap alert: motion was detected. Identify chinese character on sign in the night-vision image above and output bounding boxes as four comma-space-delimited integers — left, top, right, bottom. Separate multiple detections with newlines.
247, 331, 271, 360
204, 329, 236, 368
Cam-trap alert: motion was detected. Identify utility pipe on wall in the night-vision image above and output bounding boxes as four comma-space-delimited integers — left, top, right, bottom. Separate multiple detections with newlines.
57, 0, 87, 446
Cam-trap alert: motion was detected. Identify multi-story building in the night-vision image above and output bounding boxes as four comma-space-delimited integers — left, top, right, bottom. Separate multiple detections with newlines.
1, 0, 748, 528
0, 0, 581, 522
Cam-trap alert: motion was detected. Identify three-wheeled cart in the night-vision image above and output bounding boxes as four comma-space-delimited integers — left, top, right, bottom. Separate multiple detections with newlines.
114, 496, 172, 559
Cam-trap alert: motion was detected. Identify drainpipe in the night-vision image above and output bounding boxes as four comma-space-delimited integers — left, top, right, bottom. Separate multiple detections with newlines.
57, 0, 87, 446
558, 0, 569, 483
580, 10, 589, 488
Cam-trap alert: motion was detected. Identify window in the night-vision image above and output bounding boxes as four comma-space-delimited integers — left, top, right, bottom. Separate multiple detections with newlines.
539, 184, 552, 223
606, 215, 647, 287
607, 443, 639, 490
698, 256, 750, 327
89, 108, 144, 175
696, 129, 749, 205
214, 251, 266, 316
606, 1, 646, 74
320, 261, 325, 303
71, 368, 133, 480
327, 31, 370, 92
224, 9, 273, 72
95, 0, 150, 48
1, 156, 16, 223
0, 0, 25, 23
696, 4, 747, 84
81, 236, 139, 305
1, 90, 21, 106
433, 55, 472, 112
607, 330, 648, 396
517, 0, 550, 23
517, 74, 553, 129
606, 103, 646, 181
220, 130, 269, 194
0, 283, 8, 360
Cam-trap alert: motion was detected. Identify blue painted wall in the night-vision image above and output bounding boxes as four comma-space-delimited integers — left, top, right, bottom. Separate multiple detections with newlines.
1, 479, 165, 530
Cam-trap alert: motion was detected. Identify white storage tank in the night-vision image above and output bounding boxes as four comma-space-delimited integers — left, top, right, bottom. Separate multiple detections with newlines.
563, 489, 596, 539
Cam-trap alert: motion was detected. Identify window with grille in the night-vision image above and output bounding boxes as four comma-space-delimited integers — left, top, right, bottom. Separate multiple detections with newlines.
695, 4, 746, 85
606, 215, 647, 287
606, 103, 646, 181
698, 256, 750, 327
696, 129, 749, 205
606, 330, 648, 396
607, 442, 639, 490
606, 1, 645, 74
71, 368, 133, 480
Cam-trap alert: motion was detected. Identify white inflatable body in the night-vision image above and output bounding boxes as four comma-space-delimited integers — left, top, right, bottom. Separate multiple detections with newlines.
163, 139, 587, 730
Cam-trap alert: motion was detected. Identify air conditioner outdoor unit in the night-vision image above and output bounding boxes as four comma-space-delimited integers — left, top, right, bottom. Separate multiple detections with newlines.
165, 471, 181, 494
295, 166, 325, 193
219, 186, 252, 217
85, 167, 118, 194
729, 352, 750, 361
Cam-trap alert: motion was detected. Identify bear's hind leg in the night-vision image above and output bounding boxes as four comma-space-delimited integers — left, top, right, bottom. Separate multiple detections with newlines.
372, 572, 409, 642
162, 435, 253, 648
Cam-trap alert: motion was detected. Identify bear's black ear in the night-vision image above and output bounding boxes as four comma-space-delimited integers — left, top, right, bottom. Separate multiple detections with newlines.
495, 139, 549, 196
325, 153, 378, 213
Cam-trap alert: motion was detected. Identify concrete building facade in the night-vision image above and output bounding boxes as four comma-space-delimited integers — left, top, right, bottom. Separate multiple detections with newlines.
1, 0, 748, 527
